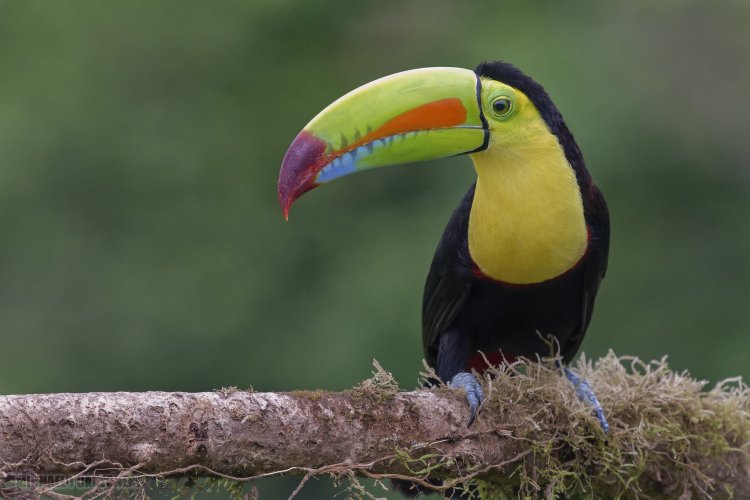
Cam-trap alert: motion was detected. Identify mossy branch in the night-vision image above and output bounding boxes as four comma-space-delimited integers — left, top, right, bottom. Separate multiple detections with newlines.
0, 353, 748, 499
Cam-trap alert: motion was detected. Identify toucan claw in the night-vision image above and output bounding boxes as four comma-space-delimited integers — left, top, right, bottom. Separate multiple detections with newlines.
449, 371, 484, 427
564, 367, 609, 434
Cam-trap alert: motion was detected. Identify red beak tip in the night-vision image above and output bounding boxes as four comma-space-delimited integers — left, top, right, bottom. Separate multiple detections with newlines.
279, 195, 293, 221
278, 131, 327, 222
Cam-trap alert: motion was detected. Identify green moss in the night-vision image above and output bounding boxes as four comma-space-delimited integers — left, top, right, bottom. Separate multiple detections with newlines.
213, 386, 239, 396
288, 389, 327, 401
349, 360, 399, 403
381, 352, 750, 498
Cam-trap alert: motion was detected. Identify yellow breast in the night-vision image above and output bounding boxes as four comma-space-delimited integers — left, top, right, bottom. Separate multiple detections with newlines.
467, 128, 588, 285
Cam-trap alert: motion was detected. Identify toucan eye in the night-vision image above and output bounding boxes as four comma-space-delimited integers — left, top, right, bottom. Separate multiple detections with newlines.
492, 98, 512, 116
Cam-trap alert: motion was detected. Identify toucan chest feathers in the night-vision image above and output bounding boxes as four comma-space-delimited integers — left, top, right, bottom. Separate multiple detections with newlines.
467, 130, 588, 285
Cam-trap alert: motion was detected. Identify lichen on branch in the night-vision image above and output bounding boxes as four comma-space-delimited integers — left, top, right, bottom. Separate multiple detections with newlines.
0, 352, 747, 499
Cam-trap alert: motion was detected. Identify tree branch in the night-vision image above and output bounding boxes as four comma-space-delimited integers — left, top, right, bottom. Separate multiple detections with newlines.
0, 353, 748, 498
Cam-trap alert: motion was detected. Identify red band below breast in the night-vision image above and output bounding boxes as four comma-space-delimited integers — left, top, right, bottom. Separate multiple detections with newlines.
467, 351, 517, 373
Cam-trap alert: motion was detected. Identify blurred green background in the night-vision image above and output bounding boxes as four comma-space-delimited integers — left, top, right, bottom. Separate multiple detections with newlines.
1, 0, 748, 497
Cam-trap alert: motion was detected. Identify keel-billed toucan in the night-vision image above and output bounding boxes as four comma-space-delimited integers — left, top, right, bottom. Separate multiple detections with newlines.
278, 61, 610, 431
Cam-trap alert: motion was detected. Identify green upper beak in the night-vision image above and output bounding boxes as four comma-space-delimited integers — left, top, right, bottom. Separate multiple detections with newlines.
278, 67, 488, 219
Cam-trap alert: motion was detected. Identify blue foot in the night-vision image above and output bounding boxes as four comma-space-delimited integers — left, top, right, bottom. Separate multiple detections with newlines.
564, 368, 609, 434
449, 372, 484, 427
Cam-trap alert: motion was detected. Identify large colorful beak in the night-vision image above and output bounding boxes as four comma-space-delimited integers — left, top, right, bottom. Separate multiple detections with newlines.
278, 67, 488, 219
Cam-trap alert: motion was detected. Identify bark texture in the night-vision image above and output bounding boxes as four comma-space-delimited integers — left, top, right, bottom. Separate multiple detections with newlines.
0, 355, 748, 498
2, 389, 512, 479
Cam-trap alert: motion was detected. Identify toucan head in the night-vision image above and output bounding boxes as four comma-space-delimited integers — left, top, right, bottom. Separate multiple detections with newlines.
278, 61, 575, 219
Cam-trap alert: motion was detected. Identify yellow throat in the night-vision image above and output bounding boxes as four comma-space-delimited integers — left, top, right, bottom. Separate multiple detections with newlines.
467, 124, 588, 285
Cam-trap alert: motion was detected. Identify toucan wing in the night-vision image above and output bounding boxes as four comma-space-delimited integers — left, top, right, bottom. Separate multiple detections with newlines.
422, 185, 476, 367
562, 184, 610, 361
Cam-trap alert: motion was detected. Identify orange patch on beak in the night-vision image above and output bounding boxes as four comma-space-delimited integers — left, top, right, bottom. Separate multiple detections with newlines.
367, 97, 467, 140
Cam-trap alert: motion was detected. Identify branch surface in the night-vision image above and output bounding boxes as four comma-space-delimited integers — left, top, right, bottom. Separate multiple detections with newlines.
0, 354, 748, 498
